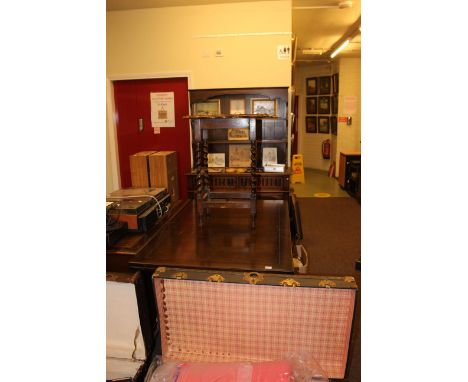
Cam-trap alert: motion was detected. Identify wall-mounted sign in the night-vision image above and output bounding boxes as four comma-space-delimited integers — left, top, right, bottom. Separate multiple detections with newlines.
277, 45, 291, 60
343, 96, 357, 114
150, 92, 175, 128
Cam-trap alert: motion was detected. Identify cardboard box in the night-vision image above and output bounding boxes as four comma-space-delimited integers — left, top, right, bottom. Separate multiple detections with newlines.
129, 151, 157, 188
149, 151, 179, 202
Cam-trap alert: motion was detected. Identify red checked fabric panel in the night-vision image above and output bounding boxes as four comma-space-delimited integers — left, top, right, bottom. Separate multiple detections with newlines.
155, 279, 355, 379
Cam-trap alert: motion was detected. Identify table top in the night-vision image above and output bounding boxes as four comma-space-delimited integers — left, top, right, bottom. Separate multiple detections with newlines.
127, 199, 293, 274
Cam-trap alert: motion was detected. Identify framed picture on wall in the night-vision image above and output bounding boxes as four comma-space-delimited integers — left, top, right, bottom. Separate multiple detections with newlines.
319, 76, 331, 94
332, 95, 338, 114
192, 99, 221, 116
306, 97, 317, 114
229, 144, 251, 167
208, 153, 226, 167
318, 116, 330, 134
331, 116, 337, 135
251, 99, 277, 116
306, 77, 318, 95
333, 73, 339, 94
318, 96, 330, 114
229, 99, 246, 114
305, 116, 317, 133
228, 128, 249, 141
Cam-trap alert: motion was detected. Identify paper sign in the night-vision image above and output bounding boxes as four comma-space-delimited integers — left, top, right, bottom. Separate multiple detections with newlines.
343, 96, 357, 114
153, 127, 161, 134
277, 45, 291, 60
150, 92, 175, 128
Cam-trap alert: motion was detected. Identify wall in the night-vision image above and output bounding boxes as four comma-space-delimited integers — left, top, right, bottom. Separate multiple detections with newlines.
335, 57, 361, 177
294, 62, 337, 171
106, 1, 291, 89
107, 1, 292, 190
294, 58, 361, 174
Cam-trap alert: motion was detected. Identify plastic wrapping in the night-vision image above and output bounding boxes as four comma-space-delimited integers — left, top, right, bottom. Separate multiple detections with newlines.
145, 352, 328, 382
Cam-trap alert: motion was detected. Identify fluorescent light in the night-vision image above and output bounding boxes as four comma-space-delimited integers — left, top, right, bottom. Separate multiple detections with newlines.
330, 39, 350, 58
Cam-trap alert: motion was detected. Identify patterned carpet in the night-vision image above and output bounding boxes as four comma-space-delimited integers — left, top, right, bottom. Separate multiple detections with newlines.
297, 197, 361, 382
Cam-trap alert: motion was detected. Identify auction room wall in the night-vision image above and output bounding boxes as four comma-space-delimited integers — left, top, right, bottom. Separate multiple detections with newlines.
295, 62, 337, 171
335, 57, 361, 177
106, 1, 292, 190
106, 1, 292, 89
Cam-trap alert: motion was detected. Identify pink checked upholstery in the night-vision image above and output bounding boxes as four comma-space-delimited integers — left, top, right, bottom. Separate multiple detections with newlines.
155, 278, 355, 379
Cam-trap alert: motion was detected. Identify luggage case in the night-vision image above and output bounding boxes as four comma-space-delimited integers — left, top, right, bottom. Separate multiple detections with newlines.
152, 267, 358, 379
106, 272, 153, 381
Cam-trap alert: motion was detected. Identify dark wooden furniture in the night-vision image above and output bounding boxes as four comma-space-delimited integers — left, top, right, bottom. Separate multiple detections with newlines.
128, 199, 293, 274
186, 169, 291, 200
186, 88, 291, 225
338, 152, 361, 188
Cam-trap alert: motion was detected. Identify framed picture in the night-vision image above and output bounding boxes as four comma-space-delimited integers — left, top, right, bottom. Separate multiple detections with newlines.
192, 99, 221, 116
331, 116, 337, 135
229, 99, 246, 115
319, 76, 331, 94
305, 116, 317, 133
208, 153, 225, 168
333, 73, 339, 94
306, 97, 317, 114
332, 95, 338, 114
318, 116, 330, 134
251, 99, 277, 116
262, 147, 278, 166
228, 128, 249, 141
306, 77, 318, 95
318, 96, 330, 114
229, 144, 251, 167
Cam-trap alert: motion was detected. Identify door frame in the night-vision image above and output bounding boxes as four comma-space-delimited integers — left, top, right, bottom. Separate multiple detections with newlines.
106, 72, 193, 192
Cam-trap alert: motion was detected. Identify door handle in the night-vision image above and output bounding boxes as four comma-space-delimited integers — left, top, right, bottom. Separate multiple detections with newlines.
138, 118, 144, 132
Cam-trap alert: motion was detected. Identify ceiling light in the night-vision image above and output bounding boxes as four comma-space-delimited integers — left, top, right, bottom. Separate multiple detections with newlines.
330, 39, 350, 58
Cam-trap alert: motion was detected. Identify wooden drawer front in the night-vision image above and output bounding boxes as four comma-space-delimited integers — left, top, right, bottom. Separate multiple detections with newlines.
237, 176, 250, 189
260, 176, 285, 189
211, 176, 237, 188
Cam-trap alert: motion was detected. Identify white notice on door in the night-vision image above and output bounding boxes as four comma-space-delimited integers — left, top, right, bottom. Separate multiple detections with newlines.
150, 92, 175, 128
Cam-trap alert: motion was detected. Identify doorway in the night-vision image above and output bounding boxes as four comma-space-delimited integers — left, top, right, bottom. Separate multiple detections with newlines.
113, 77, 191, 199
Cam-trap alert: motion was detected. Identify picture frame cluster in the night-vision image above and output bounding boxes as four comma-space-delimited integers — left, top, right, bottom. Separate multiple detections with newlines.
305, 74, 339, 135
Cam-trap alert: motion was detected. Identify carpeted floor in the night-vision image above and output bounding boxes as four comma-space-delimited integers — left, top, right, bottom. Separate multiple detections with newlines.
297, 197, 361, 382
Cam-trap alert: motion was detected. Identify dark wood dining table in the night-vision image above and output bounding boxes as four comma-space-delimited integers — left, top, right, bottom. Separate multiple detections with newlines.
126, 199, 293, 274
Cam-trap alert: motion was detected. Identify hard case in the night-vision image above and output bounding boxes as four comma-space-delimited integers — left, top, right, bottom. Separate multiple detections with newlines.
153, 267, 358, 379
107, 271, 154, 382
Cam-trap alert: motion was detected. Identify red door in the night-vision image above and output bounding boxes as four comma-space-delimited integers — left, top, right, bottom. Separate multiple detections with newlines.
113, 78, 190, 199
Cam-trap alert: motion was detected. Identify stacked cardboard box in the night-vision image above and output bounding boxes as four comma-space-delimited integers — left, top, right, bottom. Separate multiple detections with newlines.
149, 151, 179, 202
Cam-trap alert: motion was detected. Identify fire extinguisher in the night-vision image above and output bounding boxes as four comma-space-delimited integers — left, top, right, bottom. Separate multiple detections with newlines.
322, 139, 331, 159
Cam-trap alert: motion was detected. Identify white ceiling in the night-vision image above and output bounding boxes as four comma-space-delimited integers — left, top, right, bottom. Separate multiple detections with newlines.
107, 0, 361, 63
292, 0, 361, 64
